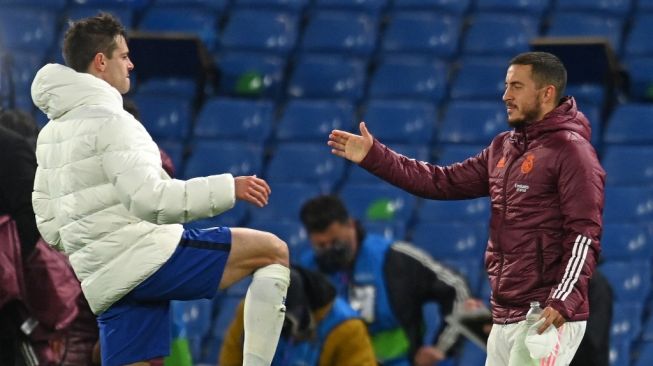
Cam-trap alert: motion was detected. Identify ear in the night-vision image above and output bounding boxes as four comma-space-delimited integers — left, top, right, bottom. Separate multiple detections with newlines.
544, 85, 557, 103
91, 52, 107, 73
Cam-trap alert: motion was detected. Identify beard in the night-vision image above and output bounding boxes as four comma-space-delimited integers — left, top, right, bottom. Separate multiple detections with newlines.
507, 98, 543, 128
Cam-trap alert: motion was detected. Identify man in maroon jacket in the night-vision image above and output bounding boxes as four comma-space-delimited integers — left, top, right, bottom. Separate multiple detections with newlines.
327, 52, 605, 365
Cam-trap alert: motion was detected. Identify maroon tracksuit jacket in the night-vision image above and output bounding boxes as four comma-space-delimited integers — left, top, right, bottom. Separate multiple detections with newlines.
359, 97, 605, 324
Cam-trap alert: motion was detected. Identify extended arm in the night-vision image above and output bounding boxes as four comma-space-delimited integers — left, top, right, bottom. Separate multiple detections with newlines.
329, 122, 490, 199
98, 117, 270, 224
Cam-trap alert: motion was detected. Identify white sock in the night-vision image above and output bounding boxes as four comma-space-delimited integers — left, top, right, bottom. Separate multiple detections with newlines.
242, 264, 290, 366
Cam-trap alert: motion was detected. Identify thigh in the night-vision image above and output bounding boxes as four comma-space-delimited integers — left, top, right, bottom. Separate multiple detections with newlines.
486, 323, 521, 366
551, 321, 587, 366
97, 301, 171, 366
220, 227, 288, 288
130, 226, 232, 302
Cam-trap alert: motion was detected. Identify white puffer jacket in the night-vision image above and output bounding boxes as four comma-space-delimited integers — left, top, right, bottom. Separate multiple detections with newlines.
31, 64, 235, 314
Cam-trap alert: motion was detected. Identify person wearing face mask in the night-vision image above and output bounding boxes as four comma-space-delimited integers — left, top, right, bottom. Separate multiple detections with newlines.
219, 265, 377, 366
326, 52, 605, 366
298, 195, 478, 366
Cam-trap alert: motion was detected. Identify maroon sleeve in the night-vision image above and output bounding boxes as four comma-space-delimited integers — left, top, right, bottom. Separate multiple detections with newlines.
358, 139, 491, 199
546, 139, 605, 319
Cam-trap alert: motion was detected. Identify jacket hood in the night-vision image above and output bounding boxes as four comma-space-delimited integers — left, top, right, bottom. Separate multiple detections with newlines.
31, 63, 123, 120
516, 97, 592, 143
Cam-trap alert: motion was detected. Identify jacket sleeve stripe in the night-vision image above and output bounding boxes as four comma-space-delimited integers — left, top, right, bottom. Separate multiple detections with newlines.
552, 235, 591, 301
392, 242, 471, 353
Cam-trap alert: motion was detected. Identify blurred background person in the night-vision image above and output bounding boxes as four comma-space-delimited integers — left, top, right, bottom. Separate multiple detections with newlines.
298, 194, 481, 366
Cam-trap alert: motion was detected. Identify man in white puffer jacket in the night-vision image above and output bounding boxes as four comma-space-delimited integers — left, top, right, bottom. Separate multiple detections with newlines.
31, 13, 290, 366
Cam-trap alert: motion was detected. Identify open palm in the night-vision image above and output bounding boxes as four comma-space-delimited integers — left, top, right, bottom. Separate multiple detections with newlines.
327, 121, 374, 163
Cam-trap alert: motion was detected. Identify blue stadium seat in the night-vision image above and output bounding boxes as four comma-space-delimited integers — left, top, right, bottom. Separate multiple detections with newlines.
601, 261, 651, 303
362, 99, 437, 144
233, 0, 309, 12
602, 145, 653, 186
266, 142, 346, 191
6, 51, 43, 110
640, 0, 653, 11
610, 301, 643, 343
604, 186, 653, 222
138, 5, 220, 51
417, 198, 491, 223
287, 55, 366, 101
456, 340, 487, 366
66, 5, 135, 29
624, 14, 653, 57
178, 299, 213, 340
184, 140, 264, 178
210, 295, 243, 339
643, 318, 653, 341
450, 57, 507, 100
313, 0, 388, 13
610, 338, 631, 366
476, 0, 551, 16
300, 11, 378, 57
392, 0, 471, 15
0, 0, 66, 9
338, 183, 417, 224
635, 341, 653, 366
462, 14, 538, 57
604, 103, 653, 144
438, 101, 508, 145
220, 10, 299, 56
381, 12, 462, 60
193, 98, 274, 143
546, 12, 624, 54
248, 220, 310, 263
624, 56, 653, 101
362, 220, 407, 241
555, 0, 632, 17
576, 102, 602, 151
0, 8, 57, 53
131, 94, 192, 140
276, 99, 355, 142
411, 222, 487, 260
247, 182, 320, 223
224, 276, 252, 297
368, 57, 447, 101
565, 83, 606, 108
601, 223, 653, 262
346, 144, 430, 184
435, 144, 486, 165
214, 51, 286, 98
70, 0, 149, 8
136, 77, 197, 98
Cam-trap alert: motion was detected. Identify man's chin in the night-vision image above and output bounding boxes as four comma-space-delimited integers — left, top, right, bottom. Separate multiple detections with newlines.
507, 118, 526, 128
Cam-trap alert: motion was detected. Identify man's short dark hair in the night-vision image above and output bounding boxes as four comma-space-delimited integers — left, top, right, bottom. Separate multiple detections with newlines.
510, 51, 567, 101
299, 195, 350, 233
63, 12, 127, 72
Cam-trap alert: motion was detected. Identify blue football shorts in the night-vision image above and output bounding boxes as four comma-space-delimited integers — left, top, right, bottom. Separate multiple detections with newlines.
97, 226, 231, 366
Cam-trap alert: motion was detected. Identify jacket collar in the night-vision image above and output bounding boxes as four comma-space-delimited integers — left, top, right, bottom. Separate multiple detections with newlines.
510, 97, 592, 145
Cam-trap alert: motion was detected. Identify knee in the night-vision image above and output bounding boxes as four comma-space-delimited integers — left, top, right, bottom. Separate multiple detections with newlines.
264, 232, 289, 267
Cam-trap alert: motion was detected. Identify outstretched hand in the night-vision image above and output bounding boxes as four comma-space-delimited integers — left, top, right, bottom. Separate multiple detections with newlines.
327, 121, 374, 163
234, 175, 271, 207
